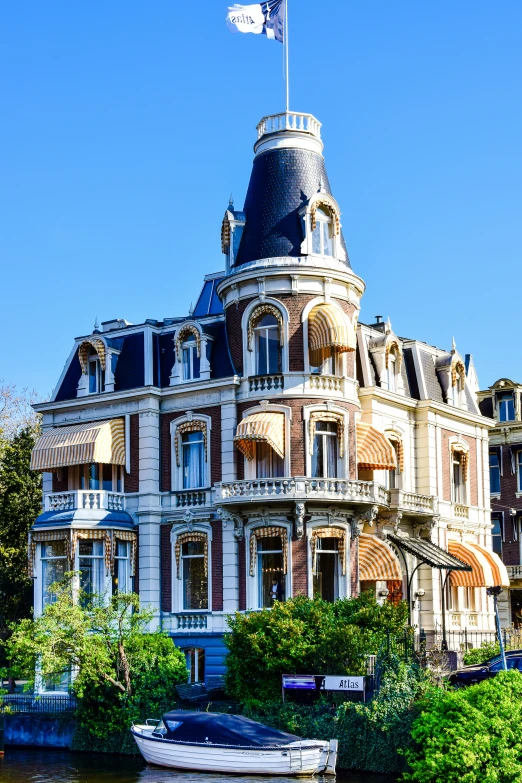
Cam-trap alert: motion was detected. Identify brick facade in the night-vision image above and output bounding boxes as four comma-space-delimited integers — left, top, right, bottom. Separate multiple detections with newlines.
292, 536, 308, 596
161, 524, 172, 612
125, 413, 140, 493
211, 520, 223, 611
160, 406, 222, 491
492, 447, 520, 565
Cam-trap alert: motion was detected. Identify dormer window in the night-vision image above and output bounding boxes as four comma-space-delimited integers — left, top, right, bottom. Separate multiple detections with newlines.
182, 336, 200, 381
88, 349, 104, 394
451, 371, 464, 408
312, 207, 333, 256
498, 393, 515, 422
254, 314, 280, 375
387, 353, 397, 392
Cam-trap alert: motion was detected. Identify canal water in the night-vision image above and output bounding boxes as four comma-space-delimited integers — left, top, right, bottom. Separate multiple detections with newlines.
0, 750, 396, 783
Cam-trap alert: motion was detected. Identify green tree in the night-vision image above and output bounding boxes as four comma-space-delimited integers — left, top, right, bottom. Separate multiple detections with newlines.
402, 670, 522, 783
0, 425, 42, 678
5, 577, 188, 753
225, 593, 409, 707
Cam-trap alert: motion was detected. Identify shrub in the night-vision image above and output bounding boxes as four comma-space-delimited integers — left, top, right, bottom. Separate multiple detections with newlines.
402, 670, 522, 783
225, 593, 409, 708
73, 632, 187, 754
463, 640, 501, 665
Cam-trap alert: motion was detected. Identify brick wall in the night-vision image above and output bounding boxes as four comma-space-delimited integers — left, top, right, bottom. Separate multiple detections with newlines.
238, 537, 246, 610
125, 414, 140, 493
160, 524, 172, 612
225, 294, 358, 375
52, 467, 68, 492
441, 429, 478, 506
494, 447, 521, 565
211, 520, 223, 611
292, 536, 308, 596
160, 406, 222, 491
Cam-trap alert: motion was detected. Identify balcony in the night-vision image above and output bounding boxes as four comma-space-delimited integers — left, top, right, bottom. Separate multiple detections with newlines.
216, 477, 388, 506
173, 489, 213, 508
453, 504, 469, 520
45, 490, 126, 513
175, 613, 208, 630
249, 374, 284, 393
507, 565, 522, 580
257, 112, 322, 140
308, 374, 342, 393
388, 489, 437, 516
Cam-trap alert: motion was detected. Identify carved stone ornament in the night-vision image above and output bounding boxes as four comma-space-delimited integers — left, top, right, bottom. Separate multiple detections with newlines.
295, 502, 306, 539
182, 509, 194, 532
217, 508, 244, 540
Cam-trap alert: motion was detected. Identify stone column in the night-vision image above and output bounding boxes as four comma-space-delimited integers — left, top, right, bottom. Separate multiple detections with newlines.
221, 513, 241, 614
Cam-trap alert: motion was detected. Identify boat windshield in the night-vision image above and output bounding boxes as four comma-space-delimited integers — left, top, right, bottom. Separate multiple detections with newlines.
153, 720, 168, 736
166, 720, 183, 732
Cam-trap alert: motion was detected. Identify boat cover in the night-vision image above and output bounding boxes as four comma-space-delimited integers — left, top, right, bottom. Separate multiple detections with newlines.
161, 711, 302, 746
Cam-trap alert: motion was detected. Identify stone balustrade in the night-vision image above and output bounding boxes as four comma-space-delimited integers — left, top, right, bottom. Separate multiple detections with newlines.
176, 614, 208, 630
388, 489, 437, 515
174, 489, 212, 508
216, 477, 388, 506
249, 374, 284, 392
507, 565, 522, 579
308, 374, 342, 392
257, 112, 322, 139
45, 490, 125, 513
454, 504, 469, 520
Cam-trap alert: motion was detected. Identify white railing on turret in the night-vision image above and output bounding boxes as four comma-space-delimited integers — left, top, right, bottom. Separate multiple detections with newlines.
257, 112, 322, 140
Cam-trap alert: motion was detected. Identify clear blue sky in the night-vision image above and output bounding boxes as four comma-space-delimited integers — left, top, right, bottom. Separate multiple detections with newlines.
1, 1, 521, 398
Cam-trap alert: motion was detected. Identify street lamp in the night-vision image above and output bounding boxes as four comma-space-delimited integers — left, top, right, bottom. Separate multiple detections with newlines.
486, 585, 507, 671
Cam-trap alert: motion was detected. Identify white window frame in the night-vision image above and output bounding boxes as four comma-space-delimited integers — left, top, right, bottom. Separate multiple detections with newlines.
451, 451, 467, 505
254, 316, 280, 376
171, 524, 212, 615
245, 519, 292, 611
303, 404, 349, 480
77, 538, 106, 599
299, 194, 347, 262
241, 299, 289, 379
182, 337, 200, 382
112, 539, 132, 595
242, 403, 292, 480
182, 646, 206, 683
180, 430, 206, 490
306, 519, 350, 601
498, 392, 516, 422
40, 541, 68, 610
69, 464, 124, 493
311, 207, 334, 257
489, 451, 501, 496
170, 414, 212, 492
517, 451, 522, 494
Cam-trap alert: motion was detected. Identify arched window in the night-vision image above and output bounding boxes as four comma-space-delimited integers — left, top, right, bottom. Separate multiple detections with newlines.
311, 528, 346, 602
308, 412, 344, 479
173, 420, 209, 490
182, 335, 200, 381
312, 206, 334, 256
175, 532, 209, 611
249, 527, 288, 608
78, 339, 107, 395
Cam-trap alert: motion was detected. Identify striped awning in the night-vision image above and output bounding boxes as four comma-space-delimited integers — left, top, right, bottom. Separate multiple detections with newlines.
78, 338, 106, 372
359, 534, 402, 581
30, 419, 125, 472
356, 422, 397, 471
308, 304, 356, 366
234, 412, 285, 461
385, 431, 404, 473
448, 541, 509, 587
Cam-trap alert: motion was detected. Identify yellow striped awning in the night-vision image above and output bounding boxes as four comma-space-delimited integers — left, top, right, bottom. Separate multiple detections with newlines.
448, 541, 496, 587
359, 534, 402, 581
234, 411, 285, 461
356, 422, 397, 471
30, 419, 125, 472
308, 304, 356, 366
78, 338, 106, 372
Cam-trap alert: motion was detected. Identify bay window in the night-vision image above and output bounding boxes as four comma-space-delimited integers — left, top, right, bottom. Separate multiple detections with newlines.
312, 422, 338, 479
257, 536, 285, 608
76, 463, 123, 492
79, 540, 105, 598
112, 540, 131, 595
41, 541, 67, 606
181, 540, 208, 610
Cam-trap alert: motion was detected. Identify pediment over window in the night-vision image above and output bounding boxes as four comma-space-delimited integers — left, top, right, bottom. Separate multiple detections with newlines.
368, 327, 403, 391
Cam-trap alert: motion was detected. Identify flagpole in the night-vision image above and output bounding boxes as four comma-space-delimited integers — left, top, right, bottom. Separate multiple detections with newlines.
285, 0, 289, 112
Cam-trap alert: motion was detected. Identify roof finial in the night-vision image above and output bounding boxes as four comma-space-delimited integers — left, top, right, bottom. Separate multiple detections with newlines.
386, 316, 392, 334
93, 317, 100, 334
228, 192, 234, 208
451, 336, 457, 353
188, 302, 194, 317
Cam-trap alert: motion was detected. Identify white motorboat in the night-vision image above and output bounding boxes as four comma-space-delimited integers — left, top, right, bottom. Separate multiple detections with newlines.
131, 710, 338, 776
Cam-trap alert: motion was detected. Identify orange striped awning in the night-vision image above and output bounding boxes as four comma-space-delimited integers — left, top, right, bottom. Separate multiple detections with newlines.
234, 411, 285, 461
448, 541, 497, 587
356, 422, 397, 471
385, 431, 404, 473
308, 304, 356, 366
30, 419, 125, 472
469, 543, 509, 587
359, 534, 402, 581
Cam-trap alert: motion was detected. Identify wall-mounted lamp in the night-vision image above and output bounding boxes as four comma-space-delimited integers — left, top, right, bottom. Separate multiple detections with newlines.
378, 589, 389, 597
415, 589, 425, 598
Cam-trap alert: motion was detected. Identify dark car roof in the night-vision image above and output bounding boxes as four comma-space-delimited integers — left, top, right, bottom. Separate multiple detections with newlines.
162, 711, 301, 747
456, 649, 522, 672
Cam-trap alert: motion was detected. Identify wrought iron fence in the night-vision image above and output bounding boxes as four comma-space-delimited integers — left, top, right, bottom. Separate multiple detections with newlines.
0, 694, 77, 714
415, 626, 522, 654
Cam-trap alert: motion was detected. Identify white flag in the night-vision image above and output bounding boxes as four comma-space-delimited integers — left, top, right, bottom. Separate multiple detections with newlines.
226, 1, 285, 43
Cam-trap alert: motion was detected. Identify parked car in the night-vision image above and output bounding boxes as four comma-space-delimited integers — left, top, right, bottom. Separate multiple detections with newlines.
449, 649, 522, 687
